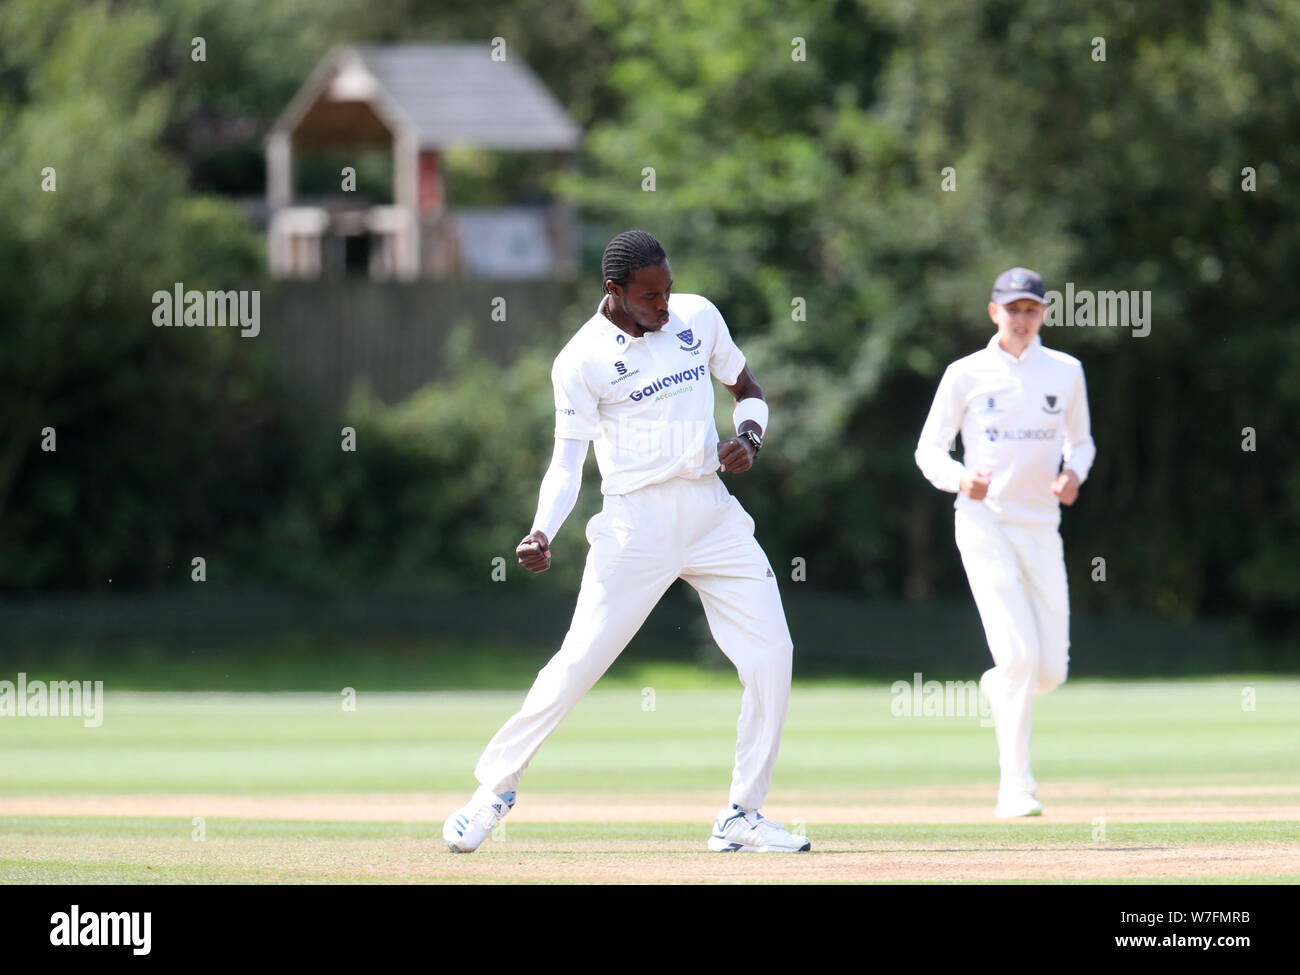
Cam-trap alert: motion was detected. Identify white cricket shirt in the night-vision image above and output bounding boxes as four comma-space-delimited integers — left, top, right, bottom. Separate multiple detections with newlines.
551, 292, 747, 496
915, 333, 1095, 527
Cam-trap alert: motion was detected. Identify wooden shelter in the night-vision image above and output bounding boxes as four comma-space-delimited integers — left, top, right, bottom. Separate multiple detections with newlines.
265, 44, 581, 280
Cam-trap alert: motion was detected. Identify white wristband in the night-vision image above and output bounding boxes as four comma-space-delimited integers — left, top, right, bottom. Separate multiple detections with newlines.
733, 397, 769, 437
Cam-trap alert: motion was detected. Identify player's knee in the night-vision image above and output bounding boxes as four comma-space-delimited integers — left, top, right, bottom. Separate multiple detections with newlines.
778, 632, 794, 659
1000, 654, 1035, 687
1036, 653, 1068, 694
749, 635, 793, 689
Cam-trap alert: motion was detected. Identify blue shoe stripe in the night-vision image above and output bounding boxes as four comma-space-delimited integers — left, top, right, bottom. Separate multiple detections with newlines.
718, 810, 745, 831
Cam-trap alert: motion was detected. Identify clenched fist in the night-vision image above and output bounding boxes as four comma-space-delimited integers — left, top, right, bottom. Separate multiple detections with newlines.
1051, 469, 1080, 506
960, 469, 992, 501
717, 437, 756, 474
516, 530, 551, 573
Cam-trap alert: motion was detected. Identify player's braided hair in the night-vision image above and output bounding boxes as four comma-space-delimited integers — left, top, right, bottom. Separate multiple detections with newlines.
601, 230, 667, 292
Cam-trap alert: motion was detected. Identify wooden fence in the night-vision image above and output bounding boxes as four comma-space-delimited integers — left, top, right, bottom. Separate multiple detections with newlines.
261, 278, 586, 406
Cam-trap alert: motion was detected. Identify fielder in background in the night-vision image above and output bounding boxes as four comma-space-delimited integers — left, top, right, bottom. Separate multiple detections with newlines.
443, 230, 809, 854
914, 267, 1096, 818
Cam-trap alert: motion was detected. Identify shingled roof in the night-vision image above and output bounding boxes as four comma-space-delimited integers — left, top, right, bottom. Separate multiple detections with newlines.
271, 43, 581, 151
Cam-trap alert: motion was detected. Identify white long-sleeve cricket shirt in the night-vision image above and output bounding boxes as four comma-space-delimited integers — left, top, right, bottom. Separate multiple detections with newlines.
915, 333, 1095, 528
550, 292, 747, 496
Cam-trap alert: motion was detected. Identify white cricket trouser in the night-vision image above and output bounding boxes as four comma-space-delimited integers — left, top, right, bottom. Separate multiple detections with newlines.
953, 504, 1069, 799
475, 474, 794, 810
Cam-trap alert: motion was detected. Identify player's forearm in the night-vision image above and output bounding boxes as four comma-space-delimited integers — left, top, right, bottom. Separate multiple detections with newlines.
1062, 369, 1095, 483
530, 438, 588, 542
733, 396, 768, 437
915, 443, 967, 494
1062, 437, 1095, 484
915, 367, 967, 493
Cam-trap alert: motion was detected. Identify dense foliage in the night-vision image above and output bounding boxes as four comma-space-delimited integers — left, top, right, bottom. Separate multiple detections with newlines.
2, 1, 1295, 652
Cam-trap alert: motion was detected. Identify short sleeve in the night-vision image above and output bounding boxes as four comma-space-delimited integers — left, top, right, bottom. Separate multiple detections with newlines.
706, 301, 746, 386
551, 355, 601, 440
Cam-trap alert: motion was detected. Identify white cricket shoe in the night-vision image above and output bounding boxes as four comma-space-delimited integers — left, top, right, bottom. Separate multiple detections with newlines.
995, 791, 1044, 818
443, 785, 515, 853
708, 804, 811, 852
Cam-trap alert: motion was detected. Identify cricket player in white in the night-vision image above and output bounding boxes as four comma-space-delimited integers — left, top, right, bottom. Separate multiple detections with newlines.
915, 267, 1096, 818
444, 231, 809, 853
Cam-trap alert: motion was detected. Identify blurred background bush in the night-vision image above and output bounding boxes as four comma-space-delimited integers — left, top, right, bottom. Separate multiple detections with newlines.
2, 0, 1296, 683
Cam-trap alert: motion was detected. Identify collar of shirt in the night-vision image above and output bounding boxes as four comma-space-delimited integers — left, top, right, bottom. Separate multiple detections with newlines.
596, 294, 649, 345
986, 332, 1041, 365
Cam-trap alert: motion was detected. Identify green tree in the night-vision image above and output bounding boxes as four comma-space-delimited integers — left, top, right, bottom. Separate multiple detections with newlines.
558, 0, 1300, 647
0, 0, 268, 589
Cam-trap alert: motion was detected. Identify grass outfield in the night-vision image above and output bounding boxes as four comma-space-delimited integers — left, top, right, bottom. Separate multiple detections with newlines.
0, 677, 1297, 883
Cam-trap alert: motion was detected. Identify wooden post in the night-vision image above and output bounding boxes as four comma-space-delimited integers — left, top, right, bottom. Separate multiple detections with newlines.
266, 131, 293, 209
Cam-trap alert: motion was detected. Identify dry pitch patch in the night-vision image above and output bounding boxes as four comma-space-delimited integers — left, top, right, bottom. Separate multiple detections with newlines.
3, 832, 1298, 883
1, 785, 1297, 883
2, 783, 1298, 824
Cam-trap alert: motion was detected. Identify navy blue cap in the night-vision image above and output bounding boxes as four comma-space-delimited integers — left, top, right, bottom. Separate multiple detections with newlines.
991, 267, 1046, 305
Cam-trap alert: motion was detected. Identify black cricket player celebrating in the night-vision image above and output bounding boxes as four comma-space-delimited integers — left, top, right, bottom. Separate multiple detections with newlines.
444, 231, 809, 853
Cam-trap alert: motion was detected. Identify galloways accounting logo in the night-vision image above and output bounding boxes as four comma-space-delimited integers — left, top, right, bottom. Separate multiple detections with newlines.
629, 365, 707, 402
